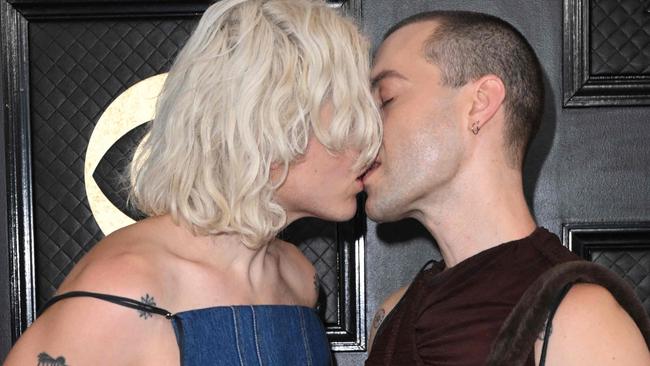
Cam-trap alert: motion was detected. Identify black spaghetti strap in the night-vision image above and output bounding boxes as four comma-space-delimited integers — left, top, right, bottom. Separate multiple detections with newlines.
39, 291, 173, 319
539, 283, 574, 366
419, 259, 436, 273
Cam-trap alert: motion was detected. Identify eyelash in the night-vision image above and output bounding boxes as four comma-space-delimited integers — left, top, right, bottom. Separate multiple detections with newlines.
381, 98, 394, 109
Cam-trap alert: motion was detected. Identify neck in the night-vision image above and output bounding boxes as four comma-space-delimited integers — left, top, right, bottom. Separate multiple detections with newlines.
160, 215, 272, 282
414, 165, 536, 268
208, 235, 272, 280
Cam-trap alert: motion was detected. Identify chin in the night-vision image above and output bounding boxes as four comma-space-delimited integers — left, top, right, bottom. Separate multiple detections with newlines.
334, 208, 358, 222
320, 203, 358, 222
363, 200, 380, 221
364, 197, 401, 223
364, 206, 383, 222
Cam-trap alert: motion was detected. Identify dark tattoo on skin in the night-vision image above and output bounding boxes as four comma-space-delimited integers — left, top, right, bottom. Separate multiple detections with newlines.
139, 293, 156, 320
37, 352, 68, 366
313, 274, 322, 311
372, 308, 386, 330
314, 273, 320, 296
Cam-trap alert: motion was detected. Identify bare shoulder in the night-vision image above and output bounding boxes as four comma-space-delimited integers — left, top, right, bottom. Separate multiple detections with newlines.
534, 283, 650, 366
368, 286, 408, 351
57, 221, 171, 298
382, 286, 409, 312
273, 239, 318, 308
3, 221, 178, 365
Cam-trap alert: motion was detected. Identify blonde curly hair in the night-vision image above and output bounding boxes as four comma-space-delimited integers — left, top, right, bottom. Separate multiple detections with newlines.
130, 0, 381, 249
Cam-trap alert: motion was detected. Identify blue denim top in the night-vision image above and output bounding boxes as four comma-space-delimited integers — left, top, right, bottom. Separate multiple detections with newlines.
172, 305, 331, 366
40, 291, 332, 366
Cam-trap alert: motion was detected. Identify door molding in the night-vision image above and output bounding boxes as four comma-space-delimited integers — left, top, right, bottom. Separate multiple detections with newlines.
563, 0, 650, 107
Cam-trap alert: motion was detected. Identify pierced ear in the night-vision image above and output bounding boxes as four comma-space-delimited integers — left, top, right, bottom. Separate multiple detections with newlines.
467, 75, 506, 133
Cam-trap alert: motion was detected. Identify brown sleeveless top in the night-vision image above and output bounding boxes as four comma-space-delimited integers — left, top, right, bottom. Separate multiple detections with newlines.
365, 227, 580, 366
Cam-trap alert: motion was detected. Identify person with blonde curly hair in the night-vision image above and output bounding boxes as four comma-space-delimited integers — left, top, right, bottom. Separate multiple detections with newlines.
3, 0, 381, 365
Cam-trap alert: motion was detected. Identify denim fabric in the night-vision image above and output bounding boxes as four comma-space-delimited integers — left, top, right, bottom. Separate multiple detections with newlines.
171, 305, 331, 366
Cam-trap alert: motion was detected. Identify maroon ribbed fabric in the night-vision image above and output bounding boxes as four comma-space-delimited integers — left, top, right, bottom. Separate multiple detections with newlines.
366, 227, 580, 366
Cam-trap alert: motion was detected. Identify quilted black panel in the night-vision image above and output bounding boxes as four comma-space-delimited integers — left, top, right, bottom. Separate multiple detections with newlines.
590, 0, 650, 75
591, 250, 650, 314
29, 19, 197, 306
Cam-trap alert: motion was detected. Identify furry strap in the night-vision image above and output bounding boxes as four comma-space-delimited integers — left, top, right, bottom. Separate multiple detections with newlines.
486, 260, 650, 365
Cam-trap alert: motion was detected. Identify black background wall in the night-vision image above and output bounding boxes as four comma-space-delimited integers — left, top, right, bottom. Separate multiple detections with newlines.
2, 0, 650, 365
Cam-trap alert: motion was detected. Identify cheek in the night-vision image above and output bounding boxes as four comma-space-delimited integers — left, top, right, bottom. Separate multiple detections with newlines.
391, 121, 458, 175
395, 134, 434, 179
330, 150, 358, 172
387, 124, 431, 163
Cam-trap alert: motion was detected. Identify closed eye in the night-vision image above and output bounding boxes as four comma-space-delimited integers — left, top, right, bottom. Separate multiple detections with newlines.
380, 98, 394, 109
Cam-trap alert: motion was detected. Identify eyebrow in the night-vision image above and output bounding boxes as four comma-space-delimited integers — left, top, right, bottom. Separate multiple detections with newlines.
370, 69, 408, 90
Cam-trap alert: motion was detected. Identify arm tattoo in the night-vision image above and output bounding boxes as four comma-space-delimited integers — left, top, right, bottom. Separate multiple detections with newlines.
372, 308, 386, 331
313, 273, 322, 311
139, 293, 156, 320
313, 273, 320, 297
37, 352, 68, 366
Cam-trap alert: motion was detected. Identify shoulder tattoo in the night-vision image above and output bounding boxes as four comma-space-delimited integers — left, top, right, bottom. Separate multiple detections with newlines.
37, 352, 68, 366
372, 308, 386, 331
138, 293, 156, 320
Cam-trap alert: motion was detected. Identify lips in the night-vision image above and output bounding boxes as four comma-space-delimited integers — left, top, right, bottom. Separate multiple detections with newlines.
359, 161, 381, 182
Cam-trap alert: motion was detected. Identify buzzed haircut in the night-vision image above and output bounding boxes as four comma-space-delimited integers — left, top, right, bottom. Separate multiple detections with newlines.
384, 11, 544, 167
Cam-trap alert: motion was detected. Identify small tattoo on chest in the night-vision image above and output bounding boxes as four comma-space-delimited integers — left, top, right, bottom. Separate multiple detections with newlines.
37, 352, 68, 366
139, 293, 156, 319
372, 308, 386, 330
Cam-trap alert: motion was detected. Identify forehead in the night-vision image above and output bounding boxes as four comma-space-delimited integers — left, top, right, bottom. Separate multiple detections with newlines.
373, 20, 438, 71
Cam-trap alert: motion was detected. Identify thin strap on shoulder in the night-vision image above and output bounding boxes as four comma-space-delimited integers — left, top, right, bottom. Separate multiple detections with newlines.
539, 283, 573, 366
418, 259, 436, 273
371, 260, 433, 348
488, 261, 650, 366
39, 291, 173, 319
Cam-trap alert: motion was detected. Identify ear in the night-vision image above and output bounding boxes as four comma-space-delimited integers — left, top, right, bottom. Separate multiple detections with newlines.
269, 161, 285, 186
466, 75, 506, 133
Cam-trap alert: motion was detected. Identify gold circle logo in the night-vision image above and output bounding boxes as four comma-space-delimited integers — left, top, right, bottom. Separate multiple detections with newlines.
84, 73, 167, 235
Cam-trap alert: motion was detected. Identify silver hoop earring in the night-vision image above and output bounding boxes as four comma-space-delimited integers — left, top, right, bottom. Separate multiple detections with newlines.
471, 121, 480, 135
